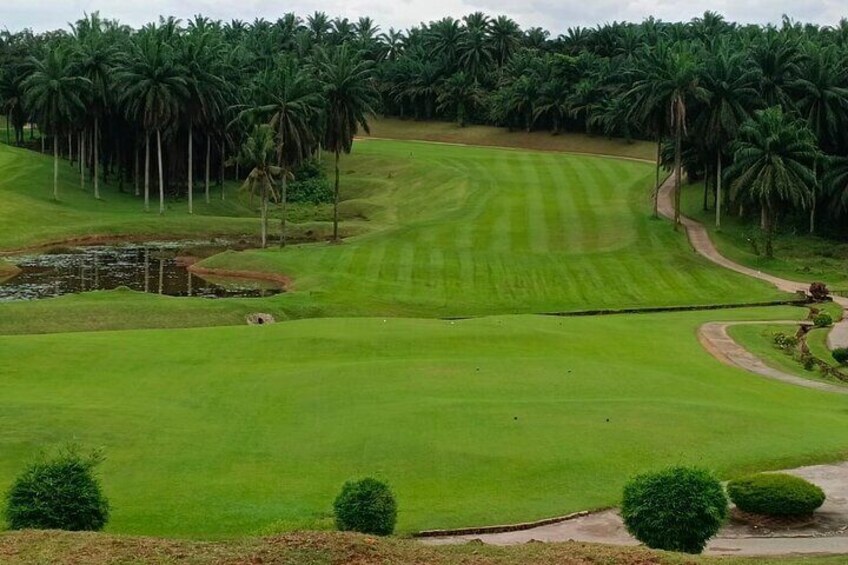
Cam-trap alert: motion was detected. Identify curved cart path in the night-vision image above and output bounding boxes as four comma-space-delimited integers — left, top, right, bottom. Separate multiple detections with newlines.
424, 175, 848, 556
656, 175, 848, 350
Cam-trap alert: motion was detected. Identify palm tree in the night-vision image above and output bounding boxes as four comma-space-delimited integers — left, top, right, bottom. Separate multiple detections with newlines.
629, 42, 707, 227
695, 42, 761, 227
489, 16, 521, 66
241, 59, 322, 246
790, 44, 848, 234
23, 48, 89, 200
234, 124, 281, 248
726, 107, 818, 258
436, 71, 483, 127
316, 44, 377, 242
180, 29, 228, 214
71, 12, 117, 200
118, 32, 188, 214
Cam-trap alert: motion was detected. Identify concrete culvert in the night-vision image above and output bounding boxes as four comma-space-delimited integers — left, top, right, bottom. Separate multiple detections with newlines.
247, 313, 275, 326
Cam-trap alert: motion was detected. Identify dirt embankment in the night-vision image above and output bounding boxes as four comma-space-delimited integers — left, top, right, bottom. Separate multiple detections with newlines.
0, 530, 804, 565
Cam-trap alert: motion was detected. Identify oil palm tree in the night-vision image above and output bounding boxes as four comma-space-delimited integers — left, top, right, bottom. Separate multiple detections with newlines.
489, 16, 521, 67
241, 59, 322, 246
71, 12, 117, 199
118, 32, 188, 214
180, 29, 228, 214
726, 107, 818, 258
316, 44, 377, 242
695, 42, 761, 227
436, 71, 483, 127
791, 43, 848, 233
234, 124, 281, 248
629, 42, 707, 227
23, 47, 89, 200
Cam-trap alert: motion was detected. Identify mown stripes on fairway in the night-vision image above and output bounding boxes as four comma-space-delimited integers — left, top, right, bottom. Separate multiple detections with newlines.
202, 139, 788, 317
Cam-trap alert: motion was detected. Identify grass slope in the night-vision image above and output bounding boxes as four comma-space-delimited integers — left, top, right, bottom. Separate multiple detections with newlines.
200, 139, 787, 319
681, 183, 848, 289
0, 143, 341, 251
1, 307, 846, 538
0, 137, 788, 331
366, 117, 658, 161
1, 531, 846, 565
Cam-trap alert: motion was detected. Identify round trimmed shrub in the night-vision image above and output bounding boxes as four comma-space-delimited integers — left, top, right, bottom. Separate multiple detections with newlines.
832, 347, 848, 365
813, 313, 833, 328
333, 478, 397, 536
621, 467, 727, 554
727, 473, 825, 516
4, 448, 110, 531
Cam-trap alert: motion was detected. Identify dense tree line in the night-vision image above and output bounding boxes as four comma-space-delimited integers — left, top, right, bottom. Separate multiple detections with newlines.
3, 11, 848, 253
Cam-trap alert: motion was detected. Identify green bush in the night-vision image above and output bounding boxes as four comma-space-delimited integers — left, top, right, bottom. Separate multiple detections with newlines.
288, 177, 332, 204
832, 347, 848, 365
813, 313, 833, 328
799, 352, 816, 371
4, 447, 110, 531
772, 332, 798, 350
728, 473, 825, 516
333, 478, 397, 536
621, 466, 727, 554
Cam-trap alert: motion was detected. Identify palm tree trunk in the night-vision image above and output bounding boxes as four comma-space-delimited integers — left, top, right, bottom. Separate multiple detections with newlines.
763, 205, 774, 258
52, 133, 59, 200
673, 123, 682, 230
187, 123, 193, 214
279, 172, 287, 248
715, 151, 722, 228
205, 134, 211, 203
5, 112, 10, 145
809, 161, 817, 234
134, 144, 140, 196
220, 141, 225, 200
144, 134, 151, 211
260, 185, 267, 248
333, 150, 340, 242
94, 117, 100, 199
653, 137, 661, 218
68, 133, 73, 164
157, 129, 164, 214
80, 130, 86, 191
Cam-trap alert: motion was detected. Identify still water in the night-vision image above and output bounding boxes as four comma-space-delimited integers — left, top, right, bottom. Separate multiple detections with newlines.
0, 242, 282, 301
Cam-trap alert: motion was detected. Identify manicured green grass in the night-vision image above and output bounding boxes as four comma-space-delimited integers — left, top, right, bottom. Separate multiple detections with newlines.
199, 140, 788, 319
0, 138, 789, 329
681, 183, 848, 289
1, 307, 846, 538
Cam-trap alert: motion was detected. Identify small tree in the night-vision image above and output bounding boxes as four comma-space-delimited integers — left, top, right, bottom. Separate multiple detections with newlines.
5, 447, 110, 531
333, 477, 397, 536
809, 282, 829, 301
621, 466, 727, 554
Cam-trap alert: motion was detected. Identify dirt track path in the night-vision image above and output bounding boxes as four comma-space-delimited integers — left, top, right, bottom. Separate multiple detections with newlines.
656, 175, 848, 350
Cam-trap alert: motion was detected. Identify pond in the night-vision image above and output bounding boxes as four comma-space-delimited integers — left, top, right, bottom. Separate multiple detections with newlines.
0, 242, 283, 301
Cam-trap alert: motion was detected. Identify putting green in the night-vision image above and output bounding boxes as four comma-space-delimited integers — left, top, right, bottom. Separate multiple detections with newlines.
1, 307, 846, 538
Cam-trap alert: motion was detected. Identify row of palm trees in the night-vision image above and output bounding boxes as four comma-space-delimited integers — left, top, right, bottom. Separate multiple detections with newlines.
3, 11, 848, 253
0, 14, 376, 247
